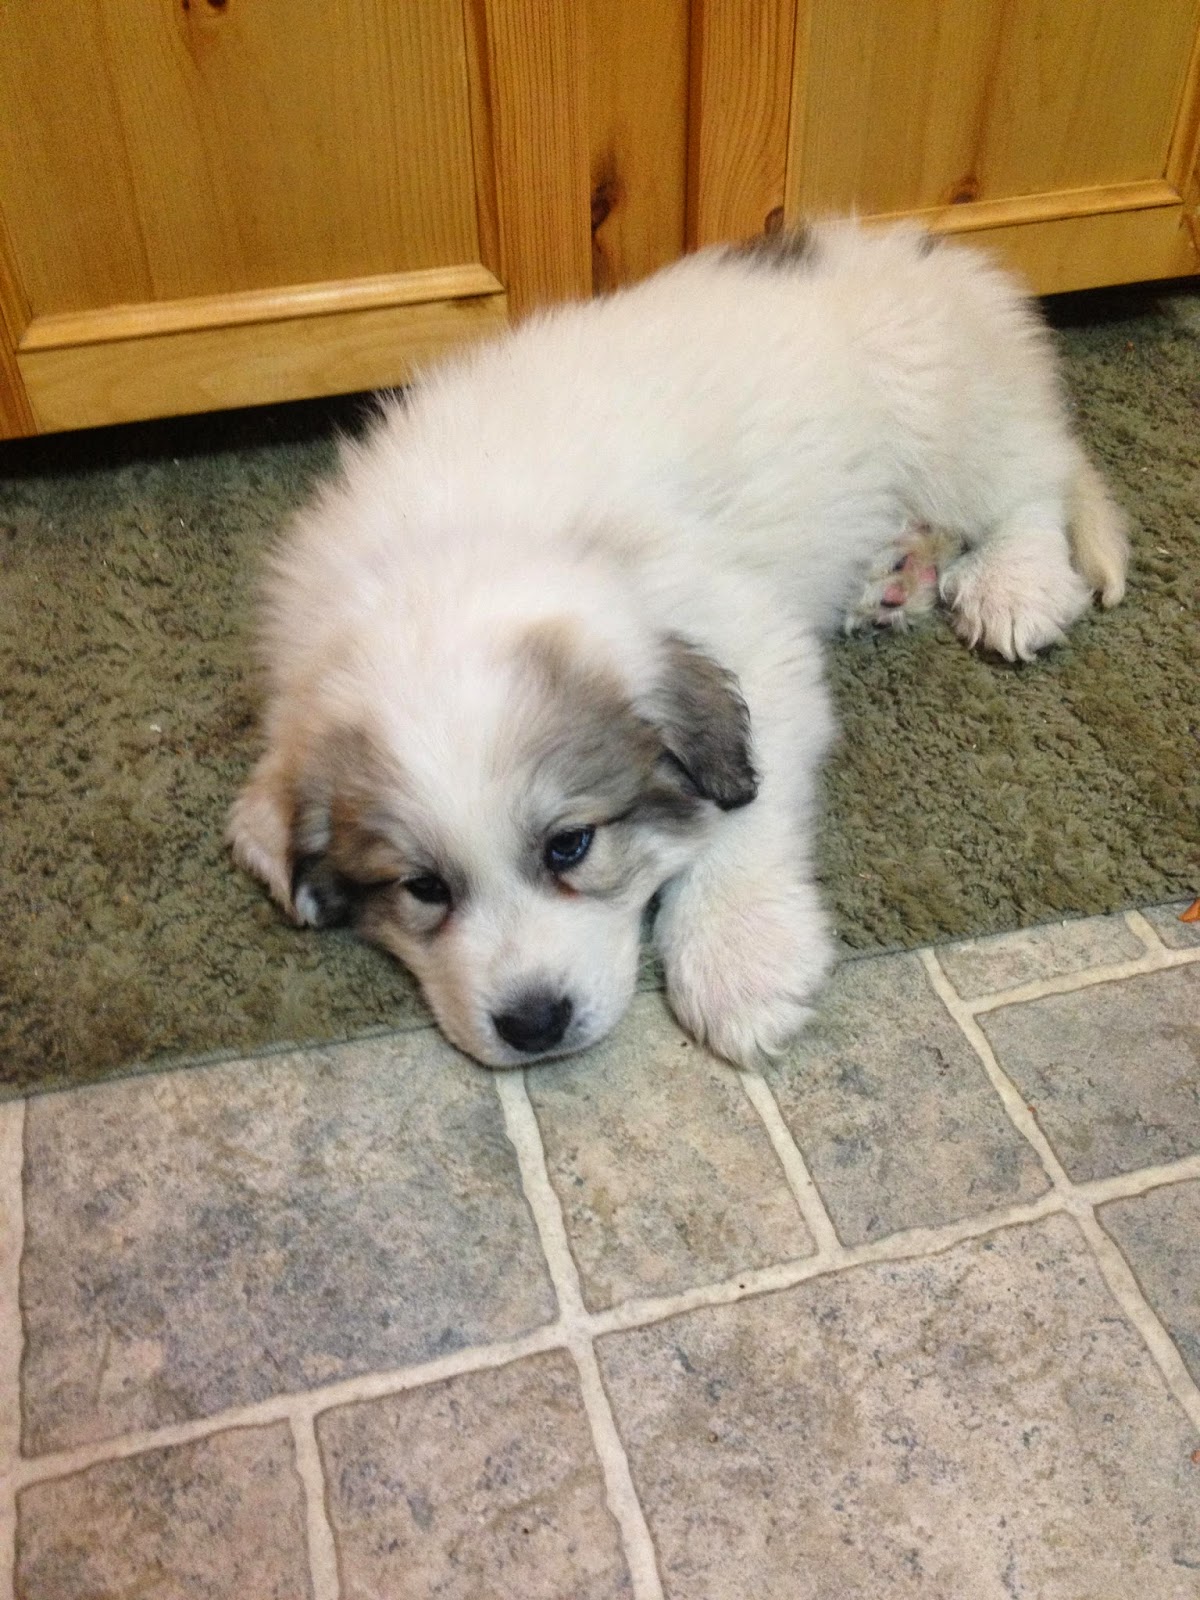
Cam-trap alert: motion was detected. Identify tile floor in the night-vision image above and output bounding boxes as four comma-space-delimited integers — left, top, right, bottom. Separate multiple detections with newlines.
1, 904, 1198, 1599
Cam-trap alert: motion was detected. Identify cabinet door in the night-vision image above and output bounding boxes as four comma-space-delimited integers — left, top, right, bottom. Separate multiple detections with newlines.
693, 0, 1200, 294
0, 0, 593, 436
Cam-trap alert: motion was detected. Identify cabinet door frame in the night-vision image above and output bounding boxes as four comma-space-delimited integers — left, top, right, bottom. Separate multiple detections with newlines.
0, 0, 595, 438
691, 0, 1200, 295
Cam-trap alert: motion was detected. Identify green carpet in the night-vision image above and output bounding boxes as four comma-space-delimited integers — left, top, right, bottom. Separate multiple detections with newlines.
2, 281, 1197, 1096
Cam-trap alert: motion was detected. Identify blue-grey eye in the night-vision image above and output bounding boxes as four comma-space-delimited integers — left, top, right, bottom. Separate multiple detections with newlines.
403, 873, 451, 905
544, 827, 594, 873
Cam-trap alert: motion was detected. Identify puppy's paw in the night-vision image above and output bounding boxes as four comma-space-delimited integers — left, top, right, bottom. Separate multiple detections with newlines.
940, 545, 1091, 662
843, 523, 960, 635
659, 885, 833, 1069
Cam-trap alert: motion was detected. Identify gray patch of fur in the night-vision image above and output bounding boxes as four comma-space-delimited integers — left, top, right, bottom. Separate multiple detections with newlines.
728, 224, 820, 273
516, 623, 664, 820
654, 636, 758, 810
511, 624, 713, 893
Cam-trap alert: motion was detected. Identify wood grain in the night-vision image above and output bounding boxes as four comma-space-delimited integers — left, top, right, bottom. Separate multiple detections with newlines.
21, 266, 505, 351
0, 207, 35, 437
18, 291, 508, 434
890, 179, 1181, 236
473, 0, 592, 315
1166, 9, 1200, 216
586, 0, 689, 291
790, 0, 1200, 218
689, 0, 798, 246
0, 0, 482, 316
947, 203, 1200, 295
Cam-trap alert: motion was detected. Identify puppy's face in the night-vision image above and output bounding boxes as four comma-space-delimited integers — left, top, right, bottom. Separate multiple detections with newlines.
234, 620, 757, 1066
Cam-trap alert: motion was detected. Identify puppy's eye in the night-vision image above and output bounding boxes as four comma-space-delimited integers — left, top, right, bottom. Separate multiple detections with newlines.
544, 826, 595, 873
403, 873, 452, 906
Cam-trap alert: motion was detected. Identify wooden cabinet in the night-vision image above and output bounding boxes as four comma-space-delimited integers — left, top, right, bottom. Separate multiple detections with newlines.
694, 0, 1200, 293
2, 1, 1198, 438
0, 0, 599, 435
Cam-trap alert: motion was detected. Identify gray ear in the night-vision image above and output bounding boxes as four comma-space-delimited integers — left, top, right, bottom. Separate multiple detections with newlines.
653, 635, 758, 810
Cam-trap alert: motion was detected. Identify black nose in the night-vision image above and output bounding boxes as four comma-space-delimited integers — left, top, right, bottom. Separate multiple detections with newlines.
492, 992, 573, 1054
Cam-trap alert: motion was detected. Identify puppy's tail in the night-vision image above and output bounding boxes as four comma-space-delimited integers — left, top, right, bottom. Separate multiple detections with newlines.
1068, 456, 1129, 608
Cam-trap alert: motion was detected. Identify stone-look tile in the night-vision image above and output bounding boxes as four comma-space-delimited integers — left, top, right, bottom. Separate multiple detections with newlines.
318, 1350, 630, 1599
598, 1216, 1200, 1599
761, 954, 1048, 1245
21, 1035, 555, 1455
979, 966, 1200, 1182
936, 914, 1145, 998
1141, 901, 1200, 951
16, 1423, 312, 1600
1100, 1180, 1200, 1384
527, 994, 812, 1309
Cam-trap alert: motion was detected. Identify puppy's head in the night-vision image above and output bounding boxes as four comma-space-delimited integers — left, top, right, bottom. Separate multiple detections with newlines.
230, 616, 756, 1066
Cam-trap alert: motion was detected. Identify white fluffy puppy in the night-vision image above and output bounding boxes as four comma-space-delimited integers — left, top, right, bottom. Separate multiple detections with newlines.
229, 221, 1127, 1069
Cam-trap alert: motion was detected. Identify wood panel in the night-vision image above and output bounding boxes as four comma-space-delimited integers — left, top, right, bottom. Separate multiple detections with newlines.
18, 291, 508, 433
586, 0, 690, 291
471, 0, 592, 316
0, 208, 34, 438
688, 0, 798, 246
0, 0, 481, 316
960, 204, 1200, 297
790, 0, 1200, 217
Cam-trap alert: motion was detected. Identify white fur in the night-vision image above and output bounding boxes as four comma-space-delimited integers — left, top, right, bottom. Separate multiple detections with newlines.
229, 221, 1126, 1069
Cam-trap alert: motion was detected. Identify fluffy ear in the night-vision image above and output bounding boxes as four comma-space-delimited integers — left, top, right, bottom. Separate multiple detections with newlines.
227, 723, 359, 929
652, 635, 758, 810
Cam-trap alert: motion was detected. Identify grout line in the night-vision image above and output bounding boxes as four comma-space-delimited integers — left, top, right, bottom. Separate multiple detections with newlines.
290, 1414, 341, 1600
1070, 1203, 1200, 1432
10, 1185, 1071, 1499
920, 949, 1072, 1190
568, 1340, 665, 1600
589, 1189, 1065, 1338
13, 1077, 1199, 1524
956, 940, 1198, 1016
494, 1074, 586, 1320
14, 1324, 565, 1492
16, 1185, 1077, 1494
926, 947, 1200, 1434
495, 1073, 664, 1600
737, 1071, 843, 1257
0, 1102, 26, 1600
1076, 1152, 1200, 1206
1123, 907, 1166, 951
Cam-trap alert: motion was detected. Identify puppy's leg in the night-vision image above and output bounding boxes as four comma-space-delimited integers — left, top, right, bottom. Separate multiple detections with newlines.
939, 495, 1092, 662
654, 645, 836, 1068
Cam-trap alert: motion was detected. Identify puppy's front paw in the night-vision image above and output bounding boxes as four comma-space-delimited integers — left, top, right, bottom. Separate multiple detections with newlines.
659, 885, 833, 1069
940, 546, 1091, 662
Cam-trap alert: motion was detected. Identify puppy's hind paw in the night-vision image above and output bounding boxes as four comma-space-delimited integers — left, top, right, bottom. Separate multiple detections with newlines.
843, 522, 960, 636
940, 546, 1091, 662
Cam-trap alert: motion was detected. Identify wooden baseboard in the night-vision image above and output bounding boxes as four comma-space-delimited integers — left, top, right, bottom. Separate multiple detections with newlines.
18, 290, 508, 433
937, 201, 1200, 295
